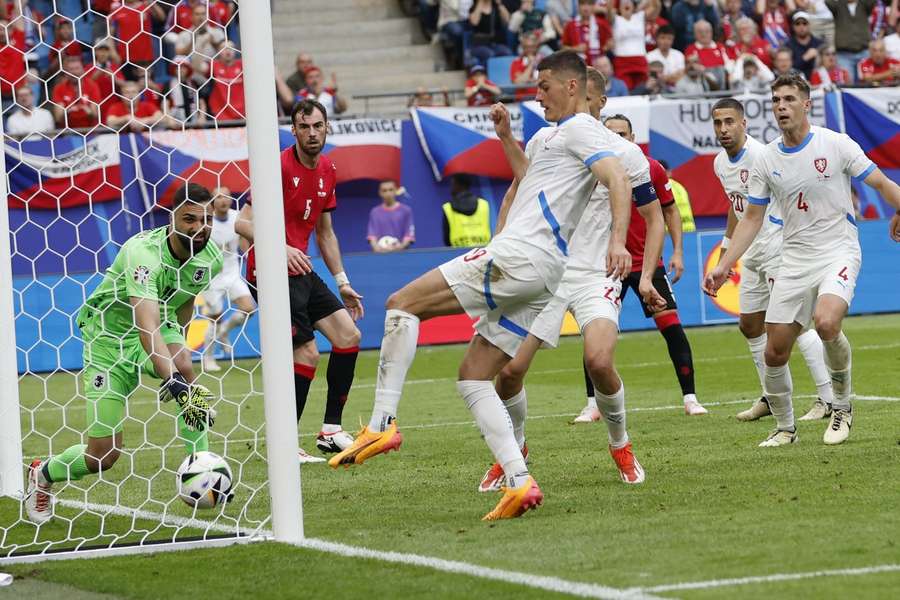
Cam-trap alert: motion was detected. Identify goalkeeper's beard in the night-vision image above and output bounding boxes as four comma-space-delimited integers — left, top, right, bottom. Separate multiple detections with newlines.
174, 228, 210, 256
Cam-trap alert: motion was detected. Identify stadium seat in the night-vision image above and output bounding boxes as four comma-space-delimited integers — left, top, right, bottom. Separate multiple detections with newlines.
487, 56, 516, 89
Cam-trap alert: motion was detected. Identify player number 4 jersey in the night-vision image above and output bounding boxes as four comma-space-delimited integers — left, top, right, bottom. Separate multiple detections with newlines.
748, 126, 874, 260
78, 227, 223, 339
492, 112, 619, 290
713, 135, 782, 269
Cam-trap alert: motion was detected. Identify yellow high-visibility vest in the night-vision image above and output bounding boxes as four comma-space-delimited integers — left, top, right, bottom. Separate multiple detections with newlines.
670, 178, 696, 233
443, 199, 491, 247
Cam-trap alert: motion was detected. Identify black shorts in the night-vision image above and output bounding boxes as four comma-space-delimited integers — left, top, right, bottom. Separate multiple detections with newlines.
619, 265, 677, 318
250, 272, 345, 346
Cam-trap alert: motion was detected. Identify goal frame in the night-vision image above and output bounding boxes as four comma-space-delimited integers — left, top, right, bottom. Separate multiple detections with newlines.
0, 0, 303, 563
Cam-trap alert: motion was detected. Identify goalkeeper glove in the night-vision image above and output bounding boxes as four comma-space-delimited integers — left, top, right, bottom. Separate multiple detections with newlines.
159, 374, 217, 431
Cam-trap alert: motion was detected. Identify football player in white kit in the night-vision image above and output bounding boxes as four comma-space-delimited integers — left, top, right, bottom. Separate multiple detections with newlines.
202, 187, 256, 372
479, 67, 667, 492
710, 99, 835, 423
705, 74, 900, 447
329, 51, 634, 521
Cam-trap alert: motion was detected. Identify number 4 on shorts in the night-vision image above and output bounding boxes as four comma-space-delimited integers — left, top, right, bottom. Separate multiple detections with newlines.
837, 266, 849, 282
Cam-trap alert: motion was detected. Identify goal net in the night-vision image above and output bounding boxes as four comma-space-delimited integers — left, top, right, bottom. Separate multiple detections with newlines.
0, 0, 301, 561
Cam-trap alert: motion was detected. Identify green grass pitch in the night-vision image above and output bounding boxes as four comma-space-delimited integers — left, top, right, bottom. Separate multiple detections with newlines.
2, 314, 899, 599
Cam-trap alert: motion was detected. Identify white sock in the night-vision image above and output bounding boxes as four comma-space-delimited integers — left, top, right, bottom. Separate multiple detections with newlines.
204, 320, 217, 356
369, 309, 420, 432
764, 364, 795, 431
586, 395, 598, 409
747, 333, 767, 393
221, 311, 247, 336
459, 380, 528, 487
501, 388, 527, 449
822, 331, 852, 411
321, 423, 341, 435
796, 329, 834, 405
596, 383, 628, 448
683, 393, 698, 405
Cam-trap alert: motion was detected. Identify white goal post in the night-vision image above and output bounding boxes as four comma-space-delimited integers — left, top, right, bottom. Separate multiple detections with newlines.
0, 0, 303, 561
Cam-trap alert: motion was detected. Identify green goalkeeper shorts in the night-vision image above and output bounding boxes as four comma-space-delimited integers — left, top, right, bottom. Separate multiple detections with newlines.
80, 318, 186, 438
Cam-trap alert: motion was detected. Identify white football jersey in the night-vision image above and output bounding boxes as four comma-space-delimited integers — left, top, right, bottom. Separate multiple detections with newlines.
567, 125, 653, 273
713, 135, 782, 269
491, 112, 617, 290
209, 209, 241, 278
748, 126, 874, 261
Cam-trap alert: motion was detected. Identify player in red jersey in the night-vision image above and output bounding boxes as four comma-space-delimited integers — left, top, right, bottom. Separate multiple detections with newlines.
575, 114, 708, 421
235, 99, 364, 463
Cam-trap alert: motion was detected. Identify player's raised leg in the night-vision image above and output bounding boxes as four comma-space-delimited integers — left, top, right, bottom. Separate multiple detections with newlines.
796, 329, 834, 421
815, 294, 853, 444
328, 266, 464, 467
313, 308, 362, 453
759, 322, 802, 447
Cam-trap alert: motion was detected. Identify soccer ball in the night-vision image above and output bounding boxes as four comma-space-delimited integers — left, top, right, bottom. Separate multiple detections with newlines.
176, 451, 233, 509
376, 235, 399, 250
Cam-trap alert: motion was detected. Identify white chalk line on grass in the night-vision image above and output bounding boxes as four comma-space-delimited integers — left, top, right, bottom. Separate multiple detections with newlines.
633, 563, 900, 593
42, 500, 661, 600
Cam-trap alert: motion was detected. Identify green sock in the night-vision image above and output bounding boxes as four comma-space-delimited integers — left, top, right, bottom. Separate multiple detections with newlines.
44, 444, 91, 483
179, 415, 209, 454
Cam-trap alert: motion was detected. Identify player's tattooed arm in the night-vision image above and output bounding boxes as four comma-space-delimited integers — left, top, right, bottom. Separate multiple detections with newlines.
490, 103, 529, 181
860, 167, 900, 242
131, 296, 178, 381
661, 201, 684, 283
703, 202, 765, 296
316, 212, 364, 320
590, 156, 632, 279
494, 179, 519, 235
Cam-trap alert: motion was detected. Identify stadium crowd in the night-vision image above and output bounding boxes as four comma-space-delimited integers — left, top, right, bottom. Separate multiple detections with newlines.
419, 0, 900, 99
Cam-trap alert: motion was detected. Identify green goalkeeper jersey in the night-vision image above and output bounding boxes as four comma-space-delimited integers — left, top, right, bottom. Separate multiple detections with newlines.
77, 226, 223, 340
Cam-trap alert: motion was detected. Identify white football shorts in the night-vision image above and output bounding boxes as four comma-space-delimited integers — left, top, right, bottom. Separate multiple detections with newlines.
439, 246, 553, 357
202, 273, 253, 315
529, 270, 622, 348
765, 251, 861, 328
739, 258, 779, 315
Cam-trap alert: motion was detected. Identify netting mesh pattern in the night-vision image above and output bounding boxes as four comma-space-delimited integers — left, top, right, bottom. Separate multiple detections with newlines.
1, 0, 275, 557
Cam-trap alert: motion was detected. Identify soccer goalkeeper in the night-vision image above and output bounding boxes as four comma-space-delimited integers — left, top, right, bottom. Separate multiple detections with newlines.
25, 183, 223, 525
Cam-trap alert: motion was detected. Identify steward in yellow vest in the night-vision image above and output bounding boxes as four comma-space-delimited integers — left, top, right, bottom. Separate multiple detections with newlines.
442, 174, 492, 247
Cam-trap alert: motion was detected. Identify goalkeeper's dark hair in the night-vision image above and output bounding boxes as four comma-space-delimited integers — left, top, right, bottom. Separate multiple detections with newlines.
711, 97, 745, 116
172, 183, 213, 210
603, 113, 633, 135
537, 50, 587, 89
291, 98, 328, 124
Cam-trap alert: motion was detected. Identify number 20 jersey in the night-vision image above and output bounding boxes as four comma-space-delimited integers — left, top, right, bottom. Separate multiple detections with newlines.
246, 146, 337, 283
713, 134, 781, 270
747, 126, 874, 263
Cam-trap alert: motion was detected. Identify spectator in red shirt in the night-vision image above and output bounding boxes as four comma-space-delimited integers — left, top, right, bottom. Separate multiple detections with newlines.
50, 55, 103, 130
0, 16, 27, 101
294, 67, 347, 117
86, 38, 125, 121
207, 41, 245, 121
105, 78, 163, 130
175, 1, 226, 84
727, 17, 773, 67
857, 38, 900, 85
510, 32, 543, 100
643, 0, 669, 51
684, 20, 730, 88
464, 64, 501, 106
809, 46, 852, 86
109, 0, 166, 76
720, 0, 748, 41
49, 18, 88, 72
562, 0, 613, 67
757, 0, 792, 49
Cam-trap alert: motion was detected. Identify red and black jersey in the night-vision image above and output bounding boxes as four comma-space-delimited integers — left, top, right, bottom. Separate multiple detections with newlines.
246, 146, 337, 282
627, 157, 674, 273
